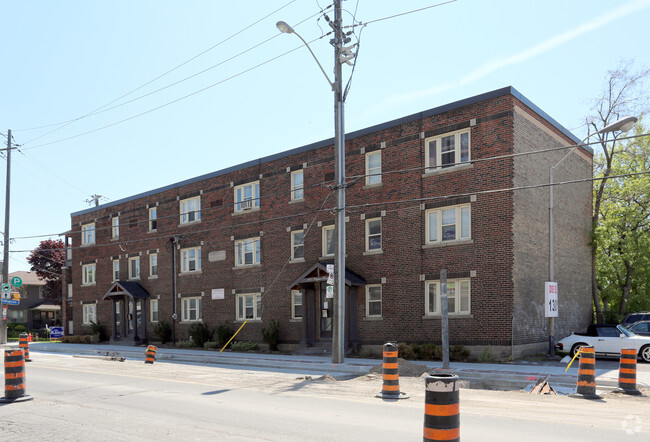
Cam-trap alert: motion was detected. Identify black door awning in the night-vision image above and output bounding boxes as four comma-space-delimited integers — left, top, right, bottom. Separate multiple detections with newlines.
102, 281, 150, 300
288, 262, 365, 290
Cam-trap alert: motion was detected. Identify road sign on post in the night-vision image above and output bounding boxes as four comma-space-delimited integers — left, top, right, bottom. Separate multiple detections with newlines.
1, 283, 10, 294
545, 282, 558, 318
11, 276, 22, 288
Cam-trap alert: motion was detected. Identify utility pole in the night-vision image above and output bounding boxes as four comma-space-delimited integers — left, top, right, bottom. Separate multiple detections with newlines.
1, 130, 13, 344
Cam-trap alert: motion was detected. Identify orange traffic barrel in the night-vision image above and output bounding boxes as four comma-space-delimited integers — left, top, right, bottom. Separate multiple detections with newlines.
569, 346, 601, 399
0, 349, 33, 403
424, 373, 460, 441
615, 348, 641, 395
19, 332, 31, 362
375, 342, 408, 399
145, 345, 157, 364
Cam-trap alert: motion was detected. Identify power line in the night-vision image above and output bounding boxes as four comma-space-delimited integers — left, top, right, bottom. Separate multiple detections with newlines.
345, 0, 458, 29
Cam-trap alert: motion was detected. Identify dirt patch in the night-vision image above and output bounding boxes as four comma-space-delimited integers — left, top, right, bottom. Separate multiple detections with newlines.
369, 358, 429, 377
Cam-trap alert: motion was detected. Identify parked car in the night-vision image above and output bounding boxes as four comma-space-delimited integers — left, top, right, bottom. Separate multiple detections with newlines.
628, 321, 650, 336
555, 324, 650, 362
621, 312, 650, 327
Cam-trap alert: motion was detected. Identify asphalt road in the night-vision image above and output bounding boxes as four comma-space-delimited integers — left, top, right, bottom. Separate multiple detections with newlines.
1, 353, 649, 441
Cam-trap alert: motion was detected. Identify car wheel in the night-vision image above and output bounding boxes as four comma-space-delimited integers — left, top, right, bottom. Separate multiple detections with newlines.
640, 345, 650, 363
571, 343, 586, 358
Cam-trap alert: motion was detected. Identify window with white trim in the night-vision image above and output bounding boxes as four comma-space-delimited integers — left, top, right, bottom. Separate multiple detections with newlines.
425, 129, 470, 171
111, 217, 119, 239
180, 196, 201, 224
322, 225, 335, 257
149, 253, 158, 277
235, 238, 260, 266
82, 263, 95, 285
236, 293, 262, 320
150, 299, 158, 322
291, 170, 304, 201
365, 218, 382, 251
366, 285, 382, 317
82, 223, 95, 245
128, 256, 140, 280
366, 151, 382, 185
234, 181, 260, 212
426, 204, 471, 244
149, 207, 157, 232
82, 303, 96, 325
181, 296, 202, 322
291, 290, 302, 320
112, 259, 120, 281
181, 247, 201, 273
425, 279, 471, 315
291, 230, 304, 260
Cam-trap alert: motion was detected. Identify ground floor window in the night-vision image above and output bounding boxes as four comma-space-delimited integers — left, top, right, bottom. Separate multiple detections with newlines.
425, 279, 471, 315
236, 293, 261, 320
82, 303, 97, 325
291, 290, 302, 319
150, 299, 159, 322
366, 285, 382, 317
181, 297, 202, 322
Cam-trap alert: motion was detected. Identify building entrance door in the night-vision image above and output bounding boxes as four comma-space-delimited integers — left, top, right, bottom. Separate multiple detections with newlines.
319, 282, 332, 339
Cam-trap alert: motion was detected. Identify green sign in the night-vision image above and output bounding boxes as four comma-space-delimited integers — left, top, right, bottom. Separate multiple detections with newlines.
11, 276, 22, 288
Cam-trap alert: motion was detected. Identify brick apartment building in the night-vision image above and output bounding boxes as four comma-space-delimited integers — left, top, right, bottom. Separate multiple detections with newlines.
63, 87, 593, 357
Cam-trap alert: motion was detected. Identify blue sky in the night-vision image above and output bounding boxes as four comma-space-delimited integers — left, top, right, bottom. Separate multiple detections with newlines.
1, 0, 649, 272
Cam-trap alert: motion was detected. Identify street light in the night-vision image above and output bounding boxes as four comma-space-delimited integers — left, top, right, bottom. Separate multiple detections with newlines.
277, 1, 349, 364
548, 115, 637, 357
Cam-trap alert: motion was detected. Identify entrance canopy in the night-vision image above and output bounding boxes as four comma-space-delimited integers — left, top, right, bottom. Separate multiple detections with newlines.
28, 300, 61, 311
288, 262, 365, 290
102, 281, 150, 301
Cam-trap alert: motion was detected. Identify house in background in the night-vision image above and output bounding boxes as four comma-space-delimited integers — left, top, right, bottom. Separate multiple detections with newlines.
63, 87, 593, 357
7, 271, 61, 329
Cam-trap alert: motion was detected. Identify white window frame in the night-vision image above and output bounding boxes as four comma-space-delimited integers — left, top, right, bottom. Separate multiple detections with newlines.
111, 217, 119, 239
291, 170, 304, 201
81, 223, 95, 245
366, 285, 382, 318
82, 303, 97, 325
235, 238, 260, 267
322, 225, 335, 257
149, 253, 158, 278
291, 290, 302, 320
181, 247, 201, 273
234, 181, 260, 212
425, 204, 471, 244
112, 259, 120, 282
425, 279, 471, 316
128, 256, 140, 280
181, 296, 202, 322
236, 293, 262, 321
150, 299, 159, 322
365, 218, 382, 252
291, 230, 304, 261
425, 129, 471, 171
366, 151, 382, 185
149, 207, 157, 232
82, 263, 96, 286
180, 196, 201, 224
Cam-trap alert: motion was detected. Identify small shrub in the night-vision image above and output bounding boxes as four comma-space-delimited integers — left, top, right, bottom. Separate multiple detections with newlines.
230, 341, 258, 352
90, 321, 108, 342
188, 322, 213, 347
7, 323, 27, 338
261, 319, 280, 351
154, 320, 172, 344
419, 343, 439, 360
214, 321, 233, 348
478, 346, 495, 363
410, 343, 422, 359
450, 345, 470, 361
397, 342, 414, 359
175, 340, 194, 349
203, 341, 221, 350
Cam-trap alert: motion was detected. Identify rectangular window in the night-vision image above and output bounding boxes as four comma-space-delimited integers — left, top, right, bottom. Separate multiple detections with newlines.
181, 296, 202, 322
366, 218, 382, 251
111, 217, 119, 239
128, 256, 140, 280
149, 207, 158, 231
426, 204, 471, 244
181, 247, 201, 273
366, 285, 382, 318
291, 230, 304, 260
180, 196, 201, 224
291, 170, 304, 201
235, 238, 260, 266
81, 223, 95, 245
82, 303, 97, 325
149, 253, 158, 277
150, 299, 159, 322
112, 259, 120, 281
234, 181, 260, 212
82, 264, 95, 285
366, 151, 382, 185
67, 283, 73, 300
236, 293, 262, 320
291, 290, 302, 319
322, 225, 335, 257
425, 279, 471, 315
425, 129, 471, 171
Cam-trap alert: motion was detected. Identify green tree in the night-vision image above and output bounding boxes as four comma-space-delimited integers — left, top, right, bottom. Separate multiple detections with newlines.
26, 239, 65, 304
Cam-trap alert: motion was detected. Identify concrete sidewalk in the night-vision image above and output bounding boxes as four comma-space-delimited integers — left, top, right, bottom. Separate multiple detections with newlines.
7, 341, 649, 393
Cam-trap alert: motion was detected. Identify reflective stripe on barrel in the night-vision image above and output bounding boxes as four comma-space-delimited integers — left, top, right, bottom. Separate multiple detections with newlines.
424, 373, 459, 441
4, 349, 26, 399
382, 343, 399, 395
